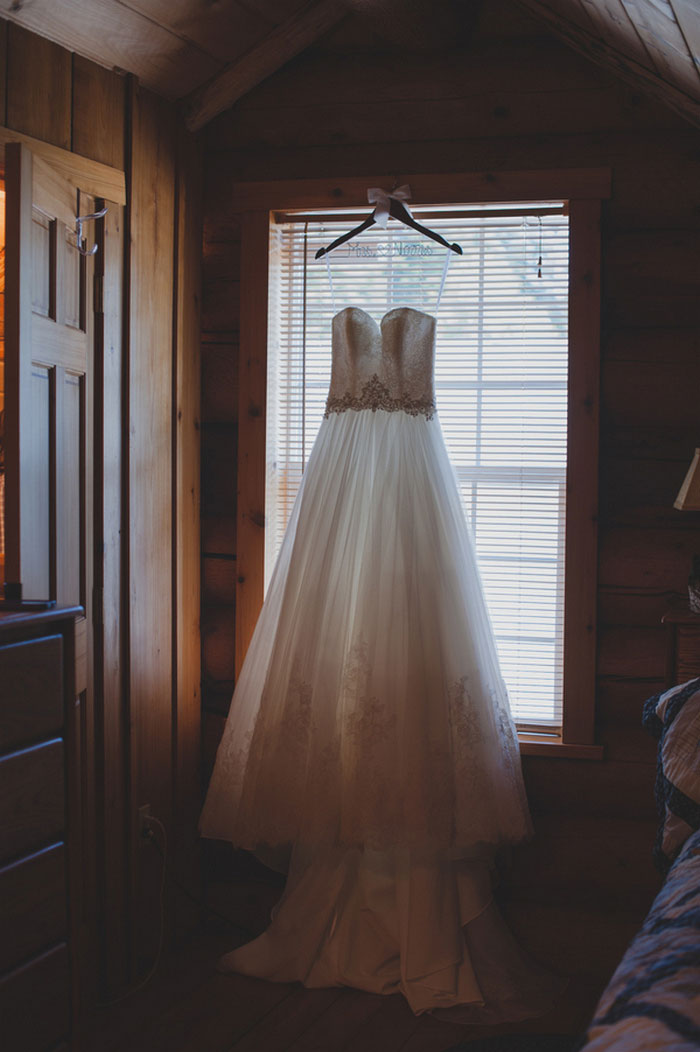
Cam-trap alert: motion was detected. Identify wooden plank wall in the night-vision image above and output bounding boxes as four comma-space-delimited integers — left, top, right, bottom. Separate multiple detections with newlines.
127, 78, 179, 972
174, 118, 204, 935
0, 20, 202, 997
200, 0, 700, 974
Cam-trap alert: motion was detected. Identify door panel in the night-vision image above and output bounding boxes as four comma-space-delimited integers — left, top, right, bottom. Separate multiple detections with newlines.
56, 369, 83, 606
23, 363, 50, 600
61, 226, 84, 332
30, 209, 52, 318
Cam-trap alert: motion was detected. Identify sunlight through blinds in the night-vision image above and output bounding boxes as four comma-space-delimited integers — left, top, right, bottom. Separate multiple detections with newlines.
266, 209, 570, 728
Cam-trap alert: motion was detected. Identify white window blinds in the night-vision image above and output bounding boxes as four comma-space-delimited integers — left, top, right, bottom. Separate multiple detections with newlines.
266, 208, 570, 729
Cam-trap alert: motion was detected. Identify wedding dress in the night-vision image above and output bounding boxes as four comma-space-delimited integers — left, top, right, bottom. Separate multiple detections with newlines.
200, 258, 565, 1019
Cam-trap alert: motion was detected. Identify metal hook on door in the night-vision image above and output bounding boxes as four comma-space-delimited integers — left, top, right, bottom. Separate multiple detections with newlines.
75, 206, 108, 256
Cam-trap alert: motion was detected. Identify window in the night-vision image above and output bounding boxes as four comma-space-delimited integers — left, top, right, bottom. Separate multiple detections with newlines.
234, 172, 605, 753
266, 207, 570, 732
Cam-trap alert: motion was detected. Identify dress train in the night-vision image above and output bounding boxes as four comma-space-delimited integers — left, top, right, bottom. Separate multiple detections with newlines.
219, 845, 566, 1020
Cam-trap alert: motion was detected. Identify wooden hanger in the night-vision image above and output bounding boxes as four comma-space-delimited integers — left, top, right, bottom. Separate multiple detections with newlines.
315, 189, 463, 258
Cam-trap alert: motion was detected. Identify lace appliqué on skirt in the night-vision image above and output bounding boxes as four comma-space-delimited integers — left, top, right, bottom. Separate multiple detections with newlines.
339, 641, 399, 844
210, 637, 530, 852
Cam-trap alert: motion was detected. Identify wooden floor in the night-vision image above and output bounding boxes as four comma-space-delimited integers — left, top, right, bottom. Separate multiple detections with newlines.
75, 884, 644, 1052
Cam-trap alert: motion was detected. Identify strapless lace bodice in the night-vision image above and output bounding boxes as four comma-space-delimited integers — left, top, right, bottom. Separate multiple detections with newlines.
324, 306, 436, 420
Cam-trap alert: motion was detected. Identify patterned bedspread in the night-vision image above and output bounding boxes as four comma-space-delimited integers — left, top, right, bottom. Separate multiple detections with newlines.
579, 826, 700, 1050
643, 678, 700, 873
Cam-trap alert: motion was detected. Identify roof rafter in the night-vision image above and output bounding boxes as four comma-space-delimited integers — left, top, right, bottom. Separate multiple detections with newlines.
182, 0, 347, 132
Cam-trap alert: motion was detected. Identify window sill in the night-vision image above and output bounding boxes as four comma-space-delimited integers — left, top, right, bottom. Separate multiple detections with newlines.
517, 733, 604, 760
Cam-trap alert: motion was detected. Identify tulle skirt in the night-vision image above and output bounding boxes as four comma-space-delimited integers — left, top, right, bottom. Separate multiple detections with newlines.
201, 408, 532, 853
200, 408, 565, 1018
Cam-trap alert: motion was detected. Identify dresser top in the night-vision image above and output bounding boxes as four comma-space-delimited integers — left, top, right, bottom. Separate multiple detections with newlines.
0, 604, 83, 635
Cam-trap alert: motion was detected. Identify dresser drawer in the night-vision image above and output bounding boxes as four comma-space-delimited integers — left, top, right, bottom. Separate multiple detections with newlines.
0, 635, 64, 751
0, 843, 67, 974
0, 944, 70, 1052
0, 740, 65, 865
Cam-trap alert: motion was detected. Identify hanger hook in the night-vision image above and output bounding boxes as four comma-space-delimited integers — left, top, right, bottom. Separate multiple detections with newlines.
75, 206, 108, 257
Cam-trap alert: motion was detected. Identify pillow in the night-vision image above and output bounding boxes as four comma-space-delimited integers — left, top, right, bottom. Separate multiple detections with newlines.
643, 677, 700, 873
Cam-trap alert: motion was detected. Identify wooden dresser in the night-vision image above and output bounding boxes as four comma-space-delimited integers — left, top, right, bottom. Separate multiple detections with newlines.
0, 605, 82, 1052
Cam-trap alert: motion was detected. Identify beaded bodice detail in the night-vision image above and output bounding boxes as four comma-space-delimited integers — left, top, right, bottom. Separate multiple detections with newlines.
324, 306, 436, 420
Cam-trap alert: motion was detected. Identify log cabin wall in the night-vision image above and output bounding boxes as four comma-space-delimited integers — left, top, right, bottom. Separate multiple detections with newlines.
0, 19, 202, 997
200, 0, 700, 979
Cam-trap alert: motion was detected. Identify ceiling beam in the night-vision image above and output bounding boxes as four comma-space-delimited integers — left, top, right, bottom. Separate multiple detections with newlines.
181, 0, 347, 132
513, 0, 700, 129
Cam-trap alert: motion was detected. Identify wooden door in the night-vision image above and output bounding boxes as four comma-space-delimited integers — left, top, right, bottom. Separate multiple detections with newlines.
4, 140, 93, 618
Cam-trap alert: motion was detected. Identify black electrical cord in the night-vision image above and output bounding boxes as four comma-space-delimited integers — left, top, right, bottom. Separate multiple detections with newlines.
95, 818, 255, 1008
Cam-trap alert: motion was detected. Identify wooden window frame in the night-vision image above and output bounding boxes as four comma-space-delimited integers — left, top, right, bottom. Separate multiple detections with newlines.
234, 169, 610, 759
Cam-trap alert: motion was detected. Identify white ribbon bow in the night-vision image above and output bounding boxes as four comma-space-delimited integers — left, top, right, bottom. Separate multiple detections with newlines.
367, 184, 413, 228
